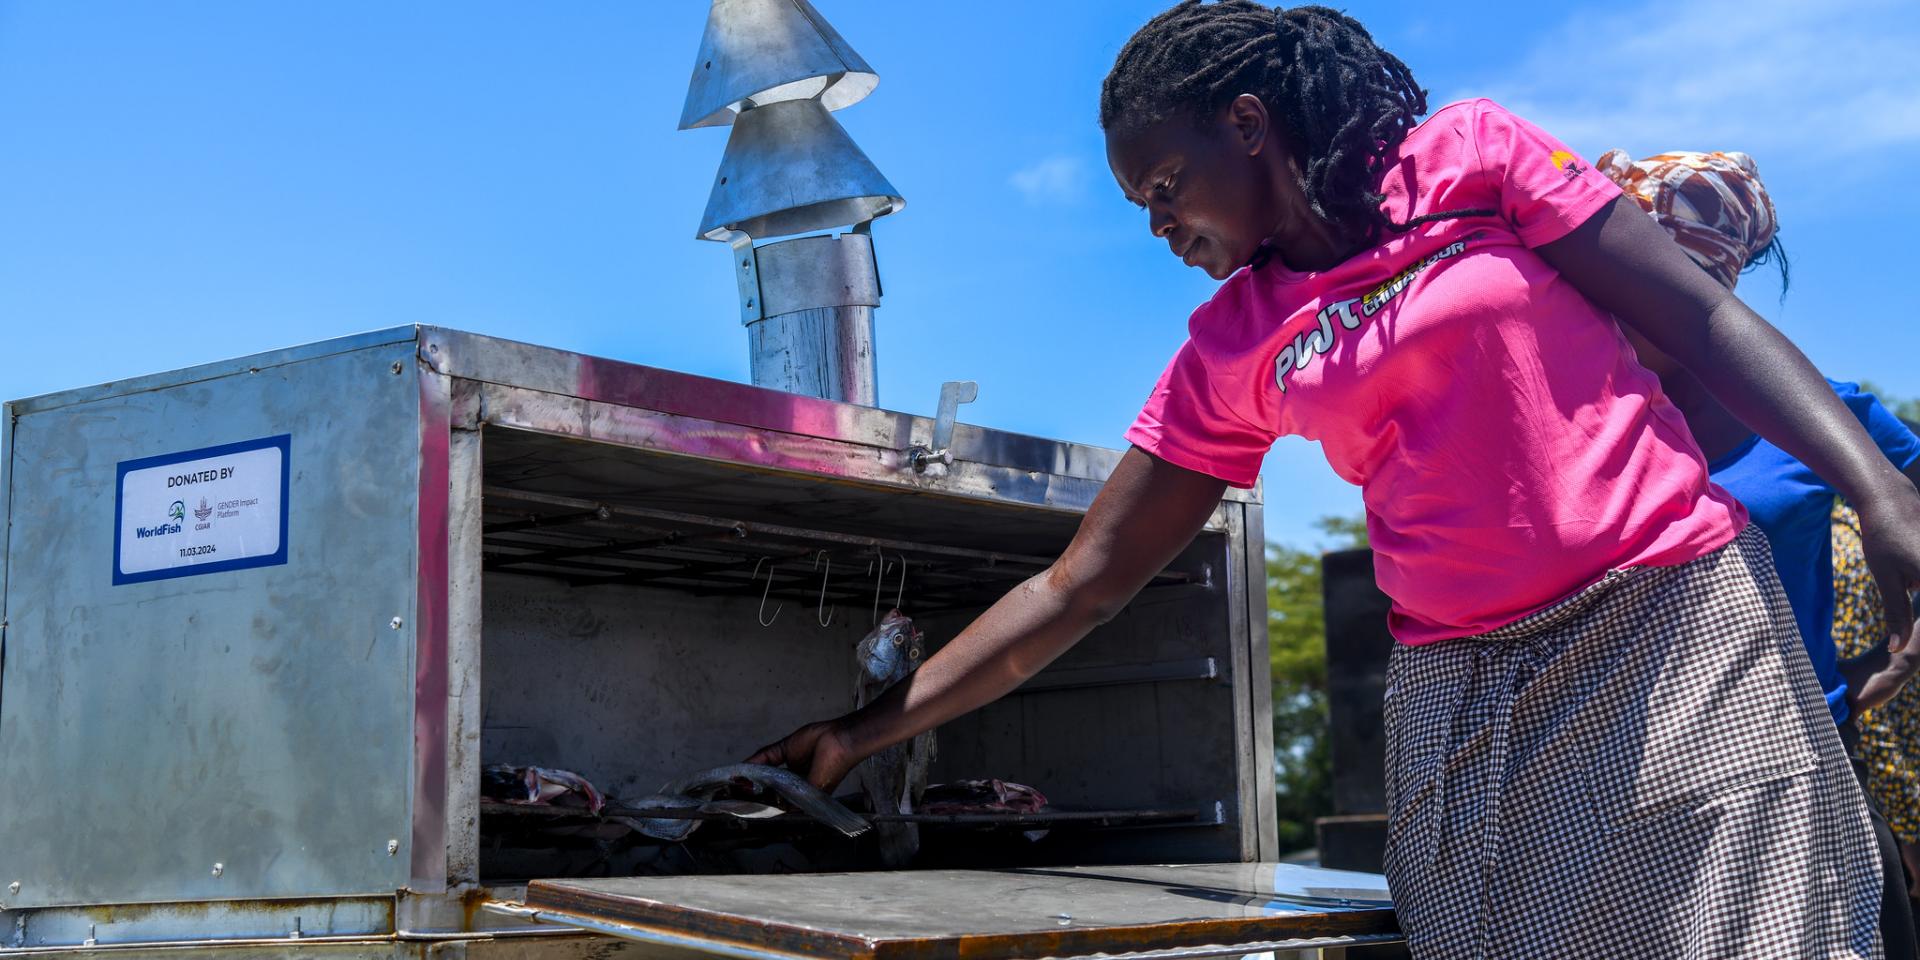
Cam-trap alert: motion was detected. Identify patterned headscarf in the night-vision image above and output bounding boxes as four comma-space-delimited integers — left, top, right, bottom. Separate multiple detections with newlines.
1596, 149, 1778, 291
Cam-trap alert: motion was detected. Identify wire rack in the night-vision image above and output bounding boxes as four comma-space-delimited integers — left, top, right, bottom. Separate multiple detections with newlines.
479, 800, 1207, 832
481, 487, 1198, 616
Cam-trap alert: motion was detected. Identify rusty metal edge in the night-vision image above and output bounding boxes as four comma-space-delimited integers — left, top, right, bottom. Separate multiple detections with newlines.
1242, 501, 1279, 860
0, 933, 392, 956
6, 327, 422, 417
521, 882, 1397, 960
416, 325, 1260, 506
409, 367, 451, 892
482, 901, 828, 960
0, 401, 13, 731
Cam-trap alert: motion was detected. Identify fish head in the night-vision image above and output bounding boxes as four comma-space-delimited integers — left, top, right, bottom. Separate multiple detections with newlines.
856, 609, 922, 682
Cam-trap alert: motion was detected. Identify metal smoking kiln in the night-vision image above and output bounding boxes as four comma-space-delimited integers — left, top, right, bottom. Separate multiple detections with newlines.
0, 0, 1406, 955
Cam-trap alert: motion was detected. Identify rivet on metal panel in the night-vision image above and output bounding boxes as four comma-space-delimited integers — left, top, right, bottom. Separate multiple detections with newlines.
391, 361, 404, 375
388, 839, 400, 856
1055, 914, 1074, 926
391, 617, 404, 630
5, 881, 17, 895
211, 863, 224, 877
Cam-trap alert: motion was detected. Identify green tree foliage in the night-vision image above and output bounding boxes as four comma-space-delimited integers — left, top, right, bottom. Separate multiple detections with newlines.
1860, 380, 1920, 425
1268, 516, 1367, 854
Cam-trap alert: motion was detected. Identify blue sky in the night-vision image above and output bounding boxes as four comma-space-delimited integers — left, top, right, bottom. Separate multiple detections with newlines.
2, 0, 1915, 548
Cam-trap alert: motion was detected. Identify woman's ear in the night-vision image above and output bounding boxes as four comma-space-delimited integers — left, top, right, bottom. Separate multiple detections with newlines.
1226, 93, 1270, 157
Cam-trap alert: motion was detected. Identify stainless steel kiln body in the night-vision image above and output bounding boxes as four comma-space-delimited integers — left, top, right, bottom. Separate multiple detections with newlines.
0, 327, 1315, 957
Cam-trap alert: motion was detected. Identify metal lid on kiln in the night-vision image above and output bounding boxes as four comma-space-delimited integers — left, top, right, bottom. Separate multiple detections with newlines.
696, 97, 903, 242
679, 0, 878, 130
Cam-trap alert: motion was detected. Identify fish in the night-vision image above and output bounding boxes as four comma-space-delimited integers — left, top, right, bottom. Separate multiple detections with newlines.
612, 793, 706, 842
853, 609, 936, 866
609, 796, 790, 843
920, 778, 1049, 815
655, 763, 871, 839
481, 764, 606, 815
478, 763, 843, 843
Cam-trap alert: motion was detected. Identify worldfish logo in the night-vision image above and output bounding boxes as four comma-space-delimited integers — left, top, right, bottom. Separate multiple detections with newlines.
142, 500, 188, 538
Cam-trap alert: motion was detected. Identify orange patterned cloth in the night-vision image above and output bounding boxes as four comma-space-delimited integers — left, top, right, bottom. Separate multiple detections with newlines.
1596, 149, 1778, 290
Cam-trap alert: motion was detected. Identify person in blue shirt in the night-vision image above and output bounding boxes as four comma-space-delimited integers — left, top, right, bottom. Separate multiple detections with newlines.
1601, 146, 1920, 958
1711, 382, 1920, 721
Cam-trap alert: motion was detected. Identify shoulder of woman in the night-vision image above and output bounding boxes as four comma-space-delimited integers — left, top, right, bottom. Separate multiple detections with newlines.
1184, 266, 1320, 361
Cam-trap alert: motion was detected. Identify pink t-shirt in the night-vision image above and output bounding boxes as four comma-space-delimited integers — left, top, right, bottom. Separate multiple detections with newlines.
1126, 99, 1746, 644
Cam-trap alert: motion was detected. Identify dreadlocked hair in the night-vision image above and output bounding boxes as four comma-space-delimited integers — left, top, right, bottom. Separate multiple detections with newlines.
1100, 1, 1493, 251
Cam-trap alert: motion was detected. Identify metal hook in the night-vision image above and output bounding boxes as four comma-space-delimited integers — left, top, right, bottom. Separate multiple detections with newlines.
894, 554, 907, 612
870, 548, 897, 625
753, 557, 782, 627
813, 551, 836, 626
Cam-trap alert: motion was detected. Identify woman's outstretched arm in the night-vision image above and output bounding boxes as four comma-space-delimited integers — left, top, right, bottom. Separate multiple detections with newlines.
1541, 196, 1920, 650
747, 446, 1229, 790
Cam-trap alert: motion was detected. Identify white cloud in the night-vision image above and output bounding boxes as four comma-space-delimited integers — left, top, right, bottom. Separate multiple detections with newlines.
1462, 0, 1920, 177
1009, 155, 1087, 205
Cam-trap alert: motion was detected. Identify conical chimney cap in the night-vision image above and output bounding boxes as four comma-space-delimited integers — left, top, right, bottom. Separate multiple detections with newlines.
697, 97, 902, 241
680, 0, 877, 130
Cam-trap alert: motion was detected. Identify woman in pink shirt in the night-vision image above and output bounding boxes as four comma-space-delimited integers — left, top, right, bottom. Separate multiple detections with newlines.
751, 2, 1920, 954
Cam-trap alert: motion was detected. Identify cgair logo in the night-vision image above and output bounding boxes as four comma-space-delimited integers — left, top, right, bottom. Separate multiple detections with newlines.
193, 498, 213, 522
1551, 150, 1586, 181
168, 500, 186, 522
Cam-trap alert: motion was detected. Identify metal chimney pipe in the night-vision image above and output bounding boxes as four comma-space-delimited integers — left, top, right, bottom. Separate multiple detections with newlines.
680, 0, 901, 406
746, 231, 880, 404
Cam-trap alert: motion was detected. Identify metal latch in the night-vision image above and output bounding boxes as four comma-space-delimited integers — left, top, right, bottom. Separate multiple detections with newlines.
908, 380, 977, 474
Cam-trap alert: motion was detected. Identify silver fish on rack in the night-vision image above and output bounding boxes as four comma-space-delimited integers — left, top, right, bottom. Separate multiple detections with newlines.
853, 609, 935, 866
623, 763, 872, 841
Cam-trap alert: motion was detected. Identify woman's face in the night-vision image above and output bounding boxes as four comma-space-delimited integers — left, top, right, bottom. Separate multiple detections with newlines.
1105, 95, 1330, 279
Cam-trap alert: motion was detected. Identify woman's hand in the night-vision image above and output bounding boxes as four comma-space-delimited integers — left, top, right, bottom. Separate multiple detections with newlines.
1856, 484, 1920, 652
741, 448, 1228, 800
746, 718, 862, 793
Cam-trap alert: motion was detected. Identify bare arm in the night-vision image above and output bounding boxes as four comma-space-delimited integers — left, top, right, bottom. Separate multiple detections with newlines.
747, 447, 1229, 790
1539, 197, 1920, 649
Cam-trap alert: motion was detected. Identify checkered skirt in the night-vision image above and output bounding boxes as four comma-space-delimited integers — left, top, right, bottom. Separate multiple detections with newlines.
1382, 526, 1883, 958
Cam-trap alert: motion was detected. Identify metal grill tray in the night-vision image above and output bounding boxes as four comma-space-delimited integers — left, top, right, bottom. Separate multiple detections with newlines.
480, 800, 1208, 832
481, 485, 1200, 616
506, 863, 1400, 960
